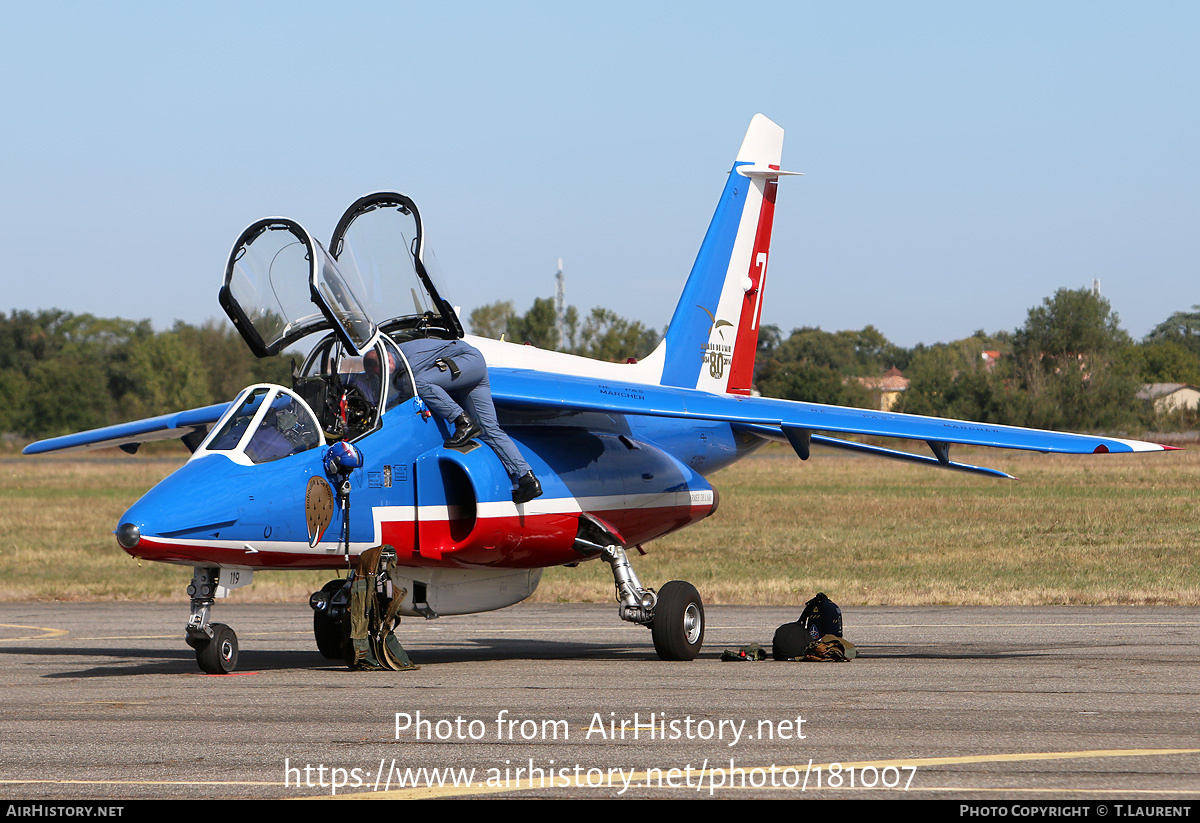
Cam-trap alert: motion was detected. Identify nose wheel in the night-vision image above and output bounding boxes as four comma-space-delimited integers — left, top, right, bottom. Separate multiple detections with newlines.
185, 566, 241, 674
193, 623, 239, 674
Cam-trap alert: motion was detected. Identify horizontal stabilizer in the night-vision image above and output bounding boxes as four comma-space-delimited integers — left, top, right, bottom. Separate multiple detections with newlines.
735, 166, 803, 179
22, 403, 231, 455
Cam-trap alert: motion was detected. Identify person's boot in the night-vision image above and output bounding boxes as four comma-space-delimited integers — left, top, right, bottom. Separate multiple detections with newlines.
444, 414, 481, 448
512, 472, 543, 505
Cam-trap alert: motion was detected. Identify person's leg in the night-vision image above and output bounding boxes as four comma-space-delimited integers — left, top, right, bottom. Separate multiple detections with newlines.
412, 366, 465, 422
453, 351, 532, 479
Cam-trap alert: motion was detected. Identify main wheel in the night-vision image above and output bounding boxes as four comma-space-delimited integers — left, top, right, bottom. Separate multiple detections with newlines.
651, 581, 705, 661
196, 622, 239, 674
313, 579, 347, 660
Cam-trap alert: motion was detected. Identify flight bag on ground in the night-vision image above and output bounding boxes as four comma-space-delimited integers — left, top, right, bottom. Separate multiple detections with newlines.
772, 592, 846, 661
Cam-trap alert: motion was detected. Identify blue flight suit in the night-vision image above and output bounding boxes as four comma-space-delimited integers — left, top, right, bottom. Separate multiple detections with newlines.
398, 338, 532, 480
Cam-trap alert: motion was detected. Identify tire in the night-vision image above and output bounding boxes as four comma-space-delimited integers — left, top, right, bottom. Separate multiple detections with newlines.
651, 581, 705, 661
196, 622, 238, 674
314, 610, 345, 660
313, 579, 347, 660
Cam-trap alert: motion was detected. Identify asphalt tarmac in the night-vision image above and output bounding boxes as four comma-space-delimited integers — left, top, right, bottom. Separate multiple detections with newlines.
1, 602, 1198, 800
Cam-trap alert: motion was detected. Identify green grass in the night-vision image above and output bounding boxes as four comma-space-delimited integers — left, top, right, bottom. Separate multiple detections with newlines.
2, 443, 1197, 605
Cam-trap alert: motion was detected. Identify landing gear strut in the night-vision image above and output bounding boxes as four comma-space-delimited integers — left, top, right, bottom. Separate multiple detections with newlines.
185, 566, 240, 674
599, 544, 705, 661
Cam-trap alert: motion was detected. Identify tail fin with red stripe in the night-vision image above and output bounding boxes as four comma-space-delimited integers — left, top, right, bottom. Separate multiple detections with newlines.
659, 114, 800, 395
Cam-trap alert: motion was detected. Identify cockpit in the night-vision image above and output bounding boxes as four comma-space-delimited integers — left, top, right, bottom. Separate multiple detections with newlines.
206, 191, 463, 462
292, 334, 414, 443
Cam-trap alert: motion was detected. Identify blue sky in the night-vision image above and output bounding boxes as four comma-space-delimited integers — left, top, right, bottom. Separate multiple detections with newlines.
2, 2, 1196, 348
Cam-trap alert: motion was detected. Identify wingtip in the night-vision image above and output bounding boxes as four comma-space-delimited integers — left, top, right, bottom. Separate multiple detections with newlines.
1105, 437, 1185, 453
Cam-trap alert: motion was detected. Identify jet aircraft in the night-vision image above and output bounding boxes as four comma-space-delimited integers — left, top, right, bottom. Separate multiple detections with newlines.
24, 114, 1174, 673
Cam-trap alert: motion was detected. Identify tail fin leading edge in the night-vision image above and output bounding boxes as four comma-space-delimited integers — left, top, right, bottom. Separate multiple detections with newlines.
660, 114, 799, 395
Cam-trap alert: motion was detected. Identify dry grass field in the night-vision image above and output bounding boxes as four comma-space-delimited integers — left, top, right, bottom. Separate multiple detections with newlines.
2, 442, 1197, 606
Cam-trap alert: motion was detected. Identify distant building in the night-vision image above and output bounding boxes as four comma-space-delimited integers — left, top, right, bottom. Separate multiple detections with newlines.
853, 367, 909, 411
1137, 383, 1200, 413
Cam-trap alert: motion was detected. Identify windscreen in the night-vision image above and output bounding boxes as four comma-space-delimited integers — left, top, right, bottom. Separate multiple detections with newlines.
243, 392, 323, 464
197, 385, 323, 465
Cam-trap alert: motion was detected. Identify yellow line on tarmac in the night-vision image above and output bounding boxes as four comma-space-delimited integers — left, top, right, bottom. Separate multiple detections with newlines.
0, 623, 69, 642
866, 620, 1200, 629
314, 748, 1200, 800
4, 749, 1195, 798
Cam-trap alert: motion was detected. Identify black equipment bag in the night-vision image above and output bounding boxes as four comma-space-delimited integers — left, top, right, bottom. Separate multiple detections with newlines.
772, 592, 843, 661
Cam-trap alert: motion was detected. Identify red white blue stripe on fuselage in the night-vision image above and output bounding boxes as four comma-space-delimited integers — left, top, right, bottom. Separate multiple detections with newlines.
122, 488, 718, 571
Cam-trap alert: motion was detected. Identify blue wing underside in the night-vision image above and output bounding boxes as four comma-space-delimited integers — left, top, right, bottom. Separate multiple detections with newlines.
486, 369, 1171, 480
21, 404, 231, 455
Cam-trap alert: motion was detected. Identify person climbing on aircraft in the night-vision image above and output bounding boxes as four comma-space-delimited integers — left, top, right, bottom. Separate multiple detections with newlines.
360, 345, 410, 412
394, 336, 543, 505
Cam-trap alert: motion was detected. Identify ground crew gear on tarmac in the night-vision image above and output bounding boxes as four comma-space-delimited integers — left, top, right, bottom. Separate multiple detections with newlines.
772, 592, 846, 661
346, 545, 418, 671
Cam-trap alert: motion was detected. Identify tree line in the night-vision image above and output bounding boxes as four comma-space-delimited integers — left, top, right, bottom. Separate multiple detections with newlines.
3, 290, 1196, 442
0, 311, 290, 439
468, 298, 661, 363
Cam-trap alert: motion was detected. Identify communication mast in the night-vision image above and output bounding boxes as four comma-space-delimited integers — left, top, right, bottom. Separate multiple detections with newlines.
555, 257, 566, 349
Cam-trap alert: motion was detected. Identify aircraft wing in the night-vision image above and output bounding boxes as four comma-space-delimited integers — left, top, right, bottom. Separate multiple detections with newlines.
21, 403, 232, 456
489, 369, 1173, 476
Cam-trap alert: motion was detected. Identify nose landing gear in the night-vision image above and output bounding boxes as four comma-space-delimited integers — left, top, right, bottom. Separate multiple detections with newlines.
185, 566, 245, 674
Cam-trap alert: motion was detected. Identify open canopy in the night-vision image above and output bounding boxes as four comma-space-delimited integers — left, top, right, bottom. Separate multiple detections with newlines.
219, 192, 462, 358
330, 192, 462, 339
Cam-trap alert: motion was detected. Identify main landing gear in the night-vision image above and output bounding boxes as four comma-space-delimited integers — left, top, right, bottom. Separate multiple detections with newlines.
600, 544, 705, 661
185, 566, 241, 674
310, 578, 351, 660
